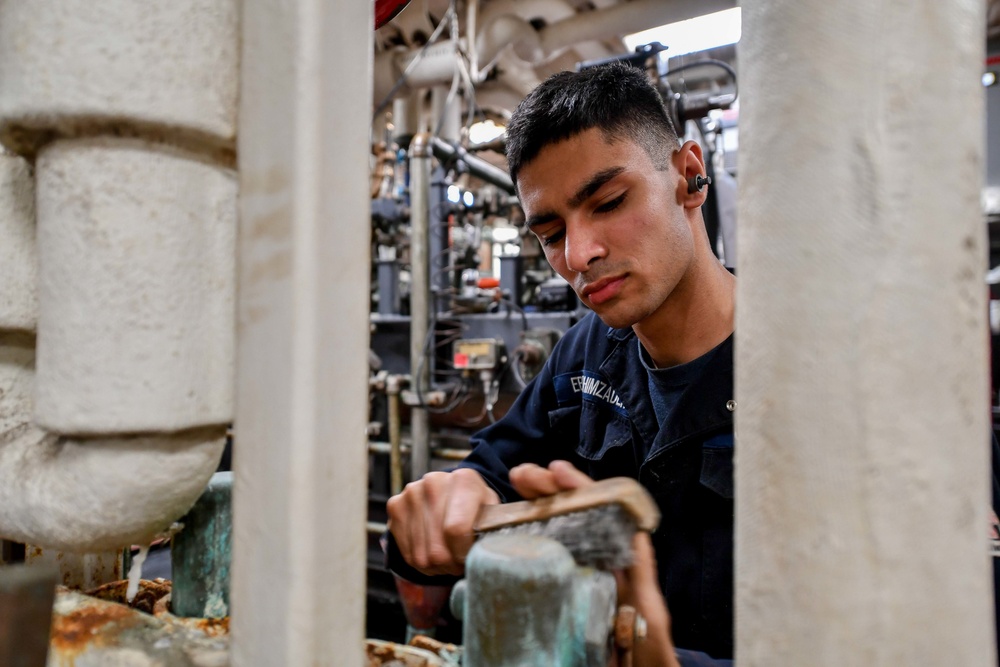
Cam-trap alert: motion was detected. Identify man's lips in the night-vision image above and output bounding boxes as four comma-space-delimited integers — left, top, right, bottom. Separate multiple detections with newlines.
581, 275, 626, 306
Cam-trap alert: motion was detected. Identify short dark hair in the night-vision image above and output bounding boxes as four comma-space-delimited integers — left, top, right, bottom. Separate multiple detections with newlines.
505, 63, 680, 188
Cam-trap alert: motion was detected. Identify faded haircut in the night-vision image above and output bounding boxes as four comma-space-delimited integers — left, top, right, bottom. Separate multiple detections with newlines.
505, 63, 681, 189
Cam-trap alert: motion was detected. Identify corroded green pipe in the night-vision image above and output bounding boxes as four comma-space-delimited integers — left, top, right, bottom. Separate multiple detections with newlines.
171, 471, 232, 618
456, 534, 617, 667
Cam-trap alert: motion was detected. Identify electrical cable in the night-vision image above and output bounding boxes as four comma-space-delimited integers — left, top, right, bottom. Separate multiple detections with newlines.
664, 58, 739, 102
510, 348, 529, 390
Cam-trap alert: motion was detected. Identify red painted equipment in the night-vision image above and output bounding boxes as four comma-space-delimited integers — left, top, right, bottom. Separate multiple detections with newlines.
375, 0, 411, 29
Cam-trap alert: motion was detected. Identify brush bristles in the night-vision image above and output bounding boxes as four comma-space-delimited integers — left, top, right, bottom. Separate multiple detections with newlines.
484, 504, 638, 570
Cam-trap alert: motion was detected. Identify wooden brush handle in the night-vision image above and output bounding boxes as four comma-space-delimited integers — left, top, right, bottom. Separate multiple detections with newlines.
473, 477, 661, 533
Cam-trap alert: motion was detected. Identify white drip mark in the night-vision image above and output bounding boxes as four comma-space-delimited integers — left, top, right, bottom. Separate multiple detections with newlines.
126, 544, 150, 604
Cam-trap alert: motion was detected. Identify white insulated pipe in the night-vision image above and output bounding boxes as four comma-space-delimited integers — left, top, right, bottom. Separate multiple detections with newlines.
34, 139, 236, 434
0, 0, 237, 552
0, 0, 238, 148
736, 1, 993, 664
0, 154, 37, 333
0, 152, 225, 552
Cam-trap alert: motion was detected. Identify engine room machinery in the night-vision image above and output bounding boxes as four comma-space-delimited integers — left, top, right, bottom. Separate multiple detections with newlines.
364, 13, 740, 641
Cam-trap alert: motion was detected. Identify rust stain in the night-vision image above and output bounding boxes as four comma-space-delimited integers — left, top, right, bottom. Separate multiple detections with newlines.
50, 603, 140, 653
183, 616, 230, 637
239, 304, 271, 332
249, 205, 292, 242
247, 249, 292, 286
85, 579, 171, 615
242, 167, 290, 197
151, 593, 230, 637
366, 640, 434, 667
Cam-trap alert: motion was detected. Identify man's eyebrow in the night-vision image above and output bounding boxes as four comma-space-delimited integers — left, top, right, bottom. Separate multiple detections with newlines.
567, 166, 626, 208
525, 212, 559, 231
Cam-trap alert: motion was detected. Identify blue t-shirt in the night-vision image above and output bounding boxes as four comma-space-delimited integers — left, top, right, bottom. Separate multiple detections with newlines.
639, 338, 724, 429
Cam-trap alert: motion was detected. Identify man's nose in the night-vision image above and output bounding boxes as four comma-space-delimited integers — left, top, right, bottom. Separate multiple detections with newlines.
564, 221, 607, 273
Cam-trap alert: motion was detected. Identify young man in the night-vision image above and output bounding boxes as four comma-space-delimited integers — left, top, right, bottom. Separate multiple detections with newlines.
387, 63, 736, 665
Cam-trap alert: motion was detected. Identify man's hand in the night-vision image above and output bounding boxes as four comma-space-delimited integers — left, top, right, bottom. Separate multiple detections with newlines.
618, 533, 680, 667
510, 460, 679, 667
386, 468, 500, 576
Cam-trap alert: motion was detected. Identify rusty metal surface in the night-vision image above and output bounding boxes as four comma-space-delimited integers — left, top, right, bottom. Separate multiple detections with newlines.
613, 605, 638, 667
25, 547, 122, 590
152, 593, 230, 638
0, 564, 57, 667
50, 590, 146, 658
85, 578, 172, 615
366, 639, 445, 667
48, 588, 229, 667
408, 636, 462, 665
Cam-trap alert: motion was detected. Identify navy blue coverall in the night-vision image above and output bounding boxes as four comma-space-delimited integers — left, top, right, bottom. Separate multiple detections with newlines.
391, 311, 736, 664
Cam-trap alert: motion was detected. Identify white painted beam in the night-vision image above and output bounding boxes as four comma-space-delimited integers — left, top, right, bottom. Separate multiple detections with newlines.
232, 0, 373, 664
737, 1, 994, 664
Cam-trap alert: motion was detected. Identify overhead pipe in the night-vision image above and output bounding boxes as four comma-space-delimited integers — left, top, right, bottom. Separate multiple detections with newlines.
476, 0, 580, 30
539, 0, 737, 57
475, 14, 544, 74
476, 0, 610, 68
377, 0, 737, 108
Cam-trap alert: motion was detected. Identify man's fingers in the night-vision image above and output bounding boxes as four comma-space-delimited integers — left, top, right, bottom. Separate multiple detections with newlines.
548, 460, 594, 490
510, 462, 562, 499
511, 460, 595, 499
442, 468, 499, 566
391, 480, 430, 571
421, 472, 456, 573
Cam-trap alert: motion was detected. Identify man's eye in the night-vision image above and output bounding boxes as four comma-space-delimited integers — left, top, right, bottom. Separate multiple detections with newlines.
542, 230, 565, 246
595, 193, 626, 214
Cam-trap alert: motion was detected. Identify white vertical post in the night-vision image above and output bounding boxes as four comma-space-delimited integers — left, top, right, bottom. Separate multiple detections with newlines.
233, 0, 373, 664
737, 1, 994, 664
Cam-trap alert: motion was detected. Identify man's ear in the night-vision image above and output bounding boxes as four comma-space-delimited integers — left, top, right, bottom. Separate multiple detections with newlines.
673, 140, 709, 210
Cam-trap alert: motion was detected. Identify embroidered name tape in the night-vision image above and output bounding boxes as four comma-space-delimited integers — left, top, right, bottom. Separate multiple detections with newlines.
554, 371, 628, 417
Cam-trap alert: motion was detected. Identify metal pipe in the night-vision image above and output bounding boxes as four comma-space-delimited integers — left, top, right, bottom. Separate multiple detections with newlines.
429, 136, 515, 193
367, 521, 388, 535
429, 447, 472, 461
369, 441, 471, 462
386, 376, 404, 495
429, 166, 452, 314
409, 133, 432, 481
